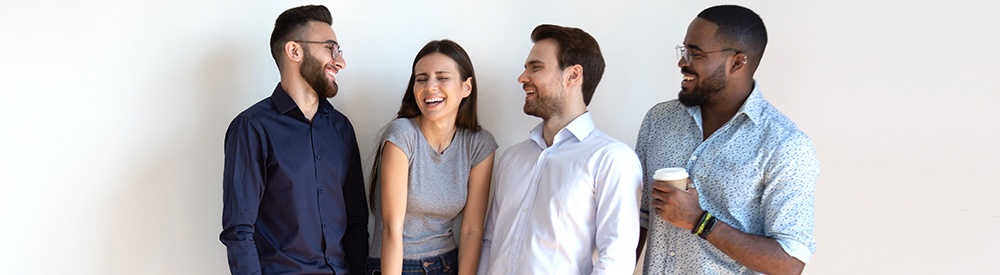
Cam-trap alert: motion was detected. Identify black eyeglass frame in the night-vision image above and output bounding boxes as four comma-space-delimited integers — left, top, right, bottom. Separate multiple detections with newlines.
292, 40, 343, 60
675, 45, 738, 65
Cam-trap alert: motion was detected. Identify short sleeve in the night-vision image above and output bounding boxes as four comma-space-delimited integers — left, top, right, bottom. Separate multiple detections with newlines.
468, 129, 498, 168
382, 118, 419, 159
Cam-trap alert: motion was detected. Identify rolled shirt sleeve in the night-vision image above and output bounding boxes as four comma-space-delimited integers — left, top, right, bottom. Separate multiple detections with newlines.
221, 116, 265, 274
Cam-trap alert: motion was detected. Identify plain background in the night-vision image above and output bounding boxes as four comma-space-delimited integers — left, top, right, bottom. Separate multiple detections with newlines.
1, 0, 998, 274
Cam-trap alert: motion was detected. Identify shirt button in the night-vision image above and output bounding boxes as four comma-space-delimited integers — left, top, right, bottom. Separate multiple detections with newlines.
323, 223, 328, 228
669, 251, 675, 256
523, 208, 529, 213
690, 155, 698, 160
318, 189, 324, 194
316, 155, 321, 159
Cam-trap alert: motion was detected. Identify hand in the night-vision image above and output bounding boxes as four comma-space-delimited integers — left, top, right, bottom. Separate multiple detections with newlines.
650, 179, 702, 230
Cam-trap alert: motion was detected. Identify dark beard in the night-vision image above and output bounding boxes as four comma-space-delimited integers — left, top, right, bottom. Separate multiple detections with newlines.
678, 64, 726, 107
299, 47, 338, 98
523, 83, 564, 119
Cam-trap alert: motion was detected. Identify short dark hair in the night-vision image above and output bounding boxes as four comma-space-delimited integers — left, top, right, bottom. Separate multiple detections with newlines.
697, 5, 767, 68
269, 5, 332, 66
530, 24, 605, 106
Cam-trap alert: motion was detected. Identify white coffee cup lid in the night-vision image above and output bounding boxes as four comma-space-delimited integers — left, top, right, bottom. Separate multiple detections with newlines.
654, 167, 688, 181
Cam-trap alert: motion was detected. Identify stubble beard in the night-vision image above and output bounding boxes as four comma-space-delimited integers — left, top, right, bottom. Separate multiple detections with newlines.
523, 82, 564, 119
678, 63, 727, 107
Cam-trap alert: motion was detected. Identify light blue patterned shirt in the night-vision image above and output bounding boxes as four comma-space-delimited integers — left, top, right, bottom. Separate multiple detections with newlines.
637, 82, 820, 275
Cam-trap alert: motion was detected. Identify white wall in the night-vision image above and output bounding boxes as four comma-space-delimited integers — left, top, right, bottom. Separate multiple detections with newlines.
1, 0, 998, 274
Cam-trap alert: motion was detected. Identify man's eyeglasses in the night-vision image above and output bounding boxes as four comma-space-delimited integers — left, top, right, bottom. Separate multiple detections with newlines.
675, 45, 736, 65
293, 40, 342, 60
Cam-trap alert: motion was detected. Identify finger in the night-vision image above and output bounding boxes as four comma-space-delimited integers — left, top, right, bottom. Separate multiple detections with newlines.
650, 188, 670, 200
651, 181, 676, 192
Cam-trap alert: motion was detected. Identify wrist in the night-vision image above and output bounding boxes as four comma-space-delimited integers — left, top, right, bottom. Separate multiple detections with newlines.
698, 215, 717, 239
691, 211, 709, 233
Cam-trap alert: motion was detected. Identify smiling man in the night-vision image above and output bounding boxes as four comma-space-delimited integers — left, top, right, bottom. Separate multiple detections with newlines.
477, 24, 642, 275
221, 5, 368, 275
635, 5, 820, 275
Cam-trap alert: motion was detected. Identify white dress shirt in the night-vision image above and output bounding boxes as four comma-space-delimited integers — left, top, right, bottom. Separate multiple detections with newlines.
478, 112, 642, 275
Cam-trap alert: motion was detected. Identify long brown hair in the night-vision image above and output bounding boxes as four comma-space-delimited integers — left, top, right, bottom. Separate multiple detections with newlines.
369, 40, 481, 210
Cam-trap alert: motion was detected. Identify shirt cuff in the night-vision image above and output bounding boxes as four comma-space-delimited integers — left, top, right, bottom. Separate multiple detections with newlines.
775, 237, 812, 264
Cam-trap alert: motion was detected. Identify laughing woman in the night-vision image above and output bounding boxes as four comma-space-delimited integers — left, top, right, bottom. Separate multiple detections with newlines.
367, 40, 497, 275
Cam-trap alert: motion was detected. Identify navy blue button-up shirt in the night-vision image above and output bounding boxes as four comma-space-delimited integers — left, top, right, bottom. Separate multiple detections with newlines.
222, 83, 368, 275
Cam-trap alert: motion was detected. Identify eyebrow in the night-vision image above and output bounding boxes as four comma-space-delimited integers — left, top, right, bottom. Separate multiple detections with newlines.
686, 44, 704, 52
414, 71, 452, 77
524, 60, 545, 68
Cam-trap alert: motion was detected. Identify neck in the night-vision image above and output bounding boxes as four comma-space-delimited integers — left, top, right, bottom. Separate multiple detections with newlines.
416, 115, 459, 154
541, 103, 586, 147
699, 78, 753, 140
280, 74, 321, 121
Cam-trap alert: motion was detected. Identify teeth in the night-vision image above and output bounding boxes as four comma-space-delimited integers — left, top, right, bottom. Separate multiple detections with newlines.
683, 75, 695, 81
425, 98, 444, 104
525, 90, 536, 94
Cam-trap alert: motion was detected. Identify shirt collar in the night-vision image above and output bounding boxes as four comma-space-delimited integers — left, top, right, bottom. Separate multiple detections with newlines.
739, 80, 765, 124
685, 80, 765, 126
529, 111, 595, 149
270, 82, 333, 117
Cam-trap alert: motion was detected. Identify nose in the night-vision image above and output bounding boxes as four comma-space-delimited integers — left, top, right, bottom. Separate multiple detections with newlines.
334, 53, 346, 70
517, 69, 529, 84
677, 55, 686, 68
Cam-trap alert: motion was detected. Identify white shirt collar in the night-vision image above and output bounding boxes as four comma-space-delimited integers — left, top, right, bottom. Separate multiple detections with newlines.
528, 111, 595, 149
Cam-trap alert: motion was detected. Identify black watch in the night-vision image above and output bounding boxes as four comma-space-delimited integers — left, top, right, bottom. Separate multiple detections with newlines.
698, 216, 717, 239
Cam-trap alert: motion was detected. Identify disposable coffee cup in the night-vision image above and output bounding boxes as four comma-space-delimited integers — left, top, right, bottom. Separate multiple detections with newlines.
653, 167, 689, 190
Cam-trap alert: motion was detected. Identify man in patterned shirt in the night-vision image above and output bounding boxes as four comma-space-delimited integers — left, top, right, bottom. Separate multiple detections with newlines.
635, 5, 820, 275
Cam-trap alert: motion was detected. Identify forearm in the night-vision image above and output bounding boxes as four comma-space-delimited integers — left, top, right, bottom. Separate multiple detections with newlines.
458, 226, 484, 275
381, 228, 404, 275
706, 221, 804, 275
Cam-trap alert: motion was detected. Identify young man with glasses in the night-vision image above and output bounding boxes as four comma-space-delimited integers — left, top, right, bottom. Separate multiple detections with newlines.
221, 5, 368, 275
635, 5, 820, 275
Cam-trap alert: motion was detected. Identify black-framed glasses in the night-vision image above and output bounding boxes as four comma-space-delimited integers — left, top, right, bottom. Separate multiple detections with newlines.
675, 45, 736, 65
293, 40, 342, 60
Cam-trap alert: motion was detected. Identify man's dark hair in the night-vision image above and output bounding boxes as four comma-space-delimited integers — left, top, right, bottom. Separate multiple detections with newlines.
530, 24, 605, 106
697, 5, 767, 69
270, 5, 332, 66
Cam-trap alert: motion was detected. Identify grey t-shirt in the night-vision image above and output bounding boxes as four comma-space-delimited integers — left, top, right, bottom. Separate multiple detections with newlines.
370, 118, 498, 259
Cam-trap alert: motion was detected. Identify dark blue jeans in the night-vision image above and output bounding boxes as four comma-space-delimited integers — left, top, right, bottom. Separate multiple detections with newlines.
366, 249, 458, 275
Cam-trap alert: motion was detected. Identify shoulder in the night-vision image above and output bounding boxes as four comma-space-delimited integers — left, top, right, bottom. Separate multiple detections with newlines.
758, 101, 813, 149
498, 138, 535, 164
756, 102, 818, 167
466, 128, 497, 145
643, 100, 685, 120
233, 98, 273, 120
228, 98, 274, 130
588, 129, 640, 161
385, 117, 417, 134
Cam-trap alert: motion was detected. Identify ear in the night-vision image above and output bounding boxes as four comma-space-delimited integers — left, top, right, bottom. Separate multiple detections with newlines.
730, 53, 747, 73
564, 64, 584, 88
461, 76, 472, 98
285, 41, 303, 64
